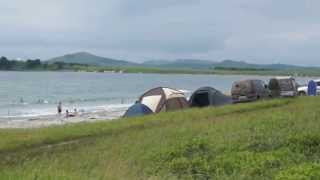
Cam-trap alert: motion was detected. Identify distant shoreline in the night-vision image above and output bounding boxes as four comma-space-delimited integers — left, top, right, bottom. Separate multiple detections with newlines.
1, 57, 319, 77
0, 68, 319, 77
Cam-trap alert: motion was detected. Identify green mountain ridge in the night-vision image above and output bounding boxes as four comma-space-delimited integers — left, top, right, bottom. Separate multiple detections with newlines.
47, 52, 307, 70
217, 59, 302, 70
47, 52, 137, 67
143, 59, 216, 69
143, 59, 304, 70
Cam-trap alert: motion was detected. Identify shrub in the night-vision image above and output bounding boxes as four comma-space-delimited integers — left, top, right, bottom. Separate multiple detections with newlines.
287, 134, 320, 157
213, 151, 281, 178
151, 136, 214, 179
275, 163, 320, 180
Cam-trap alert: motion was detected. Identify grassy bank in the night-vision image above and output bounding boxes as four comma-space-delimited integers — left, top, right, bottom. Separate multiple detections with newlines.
1, 97, 320, 179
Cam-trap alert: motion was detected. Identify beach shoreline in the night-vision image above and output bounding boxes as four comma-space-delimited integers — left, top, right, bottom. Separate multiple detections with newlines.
0, 107, 128, 129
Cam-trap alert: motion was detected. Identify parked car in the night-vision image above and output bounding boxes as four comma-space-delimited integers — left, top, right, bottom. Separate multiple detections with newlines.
231, 79, 270, 103
297, 79, 320, 96
271, 77, 298, 97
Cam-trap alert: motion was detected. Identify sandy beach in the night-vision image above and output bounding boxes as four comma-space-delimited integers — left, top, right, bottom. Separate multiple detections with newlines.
0, 106, 129, 129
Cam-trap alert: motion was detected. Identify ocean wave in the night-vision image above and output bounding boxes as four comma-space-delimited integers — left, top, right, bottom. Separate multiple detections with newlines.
0, 96, 137, 107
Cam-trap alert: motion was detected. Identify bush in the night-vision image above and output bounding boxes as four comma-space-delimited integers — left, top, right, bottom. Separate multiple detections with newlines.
151, 136, 214, 179
275, 163, 320, 180
287, 134, 320, 157
213, 151, 281, 178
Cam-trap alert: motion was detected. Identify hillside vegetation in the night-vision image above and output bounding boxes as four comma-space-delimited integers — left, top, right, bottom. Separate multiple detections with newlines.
2, 53, 320, 76
1, 97, 320, 179
47, 52, 137, 67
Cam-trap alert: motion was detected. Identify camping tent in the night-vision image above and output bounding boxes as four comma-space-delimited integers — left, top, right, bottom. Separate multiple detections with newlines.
123, 103, 153, 118
189, 87, 232, 107
138, 87, 189, 113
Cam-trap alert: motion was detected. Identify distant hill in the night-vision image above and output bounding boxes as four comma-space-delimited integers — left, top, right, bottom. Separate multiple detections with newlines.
143, 59, 303, 70
142, 59, 216, 69
47, 52, 306, 70
47, 52, 137, 67
142, 60, 172, 66
216, 60, 301, 70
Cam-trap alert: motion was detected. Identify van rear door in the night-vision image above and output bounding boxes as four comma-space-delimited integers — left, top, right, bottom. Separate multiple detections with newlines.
232, 81, 252, 101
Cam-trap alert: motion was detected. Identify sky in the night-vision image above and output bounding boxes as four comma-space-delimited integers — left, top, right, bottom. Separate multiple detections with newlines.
0, 0, 319, 65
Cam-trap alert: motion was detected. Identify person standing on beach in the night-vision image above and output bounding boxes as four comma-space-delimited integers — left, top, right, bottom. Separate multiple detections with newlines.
57, 102, 62, 115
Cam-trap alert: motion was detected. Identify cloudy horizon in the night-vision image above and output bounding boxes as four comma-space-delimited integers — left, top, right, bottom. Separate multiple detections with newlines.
1, 0, 320, 66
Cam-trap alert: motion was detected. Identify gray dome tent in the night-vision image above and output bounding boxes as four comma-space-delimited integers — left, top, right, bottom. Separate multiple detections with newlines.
138, 87, 189, 113
189, 87, 232, 107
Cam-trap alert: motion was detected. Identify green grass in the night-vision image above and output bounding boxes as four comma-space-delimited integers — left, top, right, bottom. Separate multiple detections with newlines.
1, 97, 320, 179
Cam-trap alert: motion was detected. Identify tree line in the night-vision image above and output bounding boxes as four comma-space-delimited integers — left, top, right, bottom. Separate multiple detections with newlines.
214, 66, 269, 71
0, 56, 91, 71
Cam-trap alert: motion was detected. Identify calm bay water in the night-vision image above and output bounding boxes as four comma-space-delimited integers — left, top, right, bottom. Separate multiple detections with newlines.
0, 71, 312, 118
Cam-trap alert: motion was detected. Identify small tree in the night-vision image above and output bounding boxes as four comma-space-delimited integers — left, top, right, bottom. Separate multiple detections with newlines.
0, 56, 12, 70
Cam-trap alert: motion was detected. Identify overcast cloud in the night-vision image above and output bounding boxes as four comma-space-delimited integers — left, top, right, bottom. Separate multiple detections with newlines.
0, 0, 319, 65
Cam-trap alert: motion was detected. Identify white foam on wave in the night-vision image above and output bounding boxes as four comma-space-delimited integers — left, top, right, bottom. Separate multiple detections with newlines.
2, 108, 57, 118
94, 104, 132, 111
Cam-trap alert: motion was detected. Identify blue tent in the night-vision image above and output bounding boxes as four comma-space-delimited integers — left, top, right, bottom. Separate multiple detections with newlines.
123, 103, 153, 118
308, 80, 317, 96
